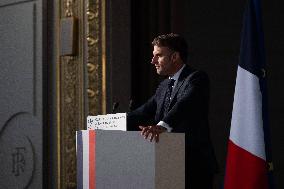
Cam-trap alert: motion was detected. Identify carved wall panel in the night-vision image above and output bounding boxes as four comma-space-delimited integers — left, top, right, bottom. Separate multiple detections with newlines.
57, 0, 105, 188
86, 0, 106, 115
0, 1, 44, 188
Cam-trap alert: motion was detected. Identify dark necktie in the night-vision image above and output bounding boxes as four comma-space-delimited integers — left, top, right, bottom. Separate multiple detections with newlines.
163, 79, 175, 117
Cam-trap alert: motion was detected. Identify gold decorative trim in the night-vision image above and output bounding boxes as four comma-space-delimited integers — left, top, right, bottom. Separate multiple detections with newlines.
57, 0, 106, 188
58, 0, 86, 188
65, 0, 73, 17
101, 0, 106, 114
86, 0, 106, 115
56, 0, 61, 187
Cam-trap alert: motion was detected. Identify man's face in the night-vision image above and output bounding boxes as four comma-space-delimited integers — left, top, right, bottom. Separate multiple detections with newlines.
151, 46, 175, 76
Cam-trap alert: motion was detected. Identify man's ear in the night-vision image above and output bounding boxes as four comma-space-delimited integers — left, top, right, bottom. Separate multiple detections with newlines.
171, 52, 180, 62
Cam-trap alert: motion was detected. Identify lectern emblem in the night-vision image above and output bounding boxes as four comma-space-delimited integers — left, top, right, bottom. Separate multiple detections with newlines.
12, 147, 26, 176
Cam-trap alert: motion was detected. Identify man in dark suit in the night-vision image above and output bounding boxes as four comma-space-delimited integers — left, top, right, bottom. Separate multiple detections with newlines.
127, 33, 218, 189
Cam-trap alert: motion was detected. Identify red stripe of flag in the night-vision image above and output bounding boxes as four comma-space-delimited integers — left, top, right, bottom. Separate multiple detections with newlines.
224, 140, 269, 189
89, 131, 96, 189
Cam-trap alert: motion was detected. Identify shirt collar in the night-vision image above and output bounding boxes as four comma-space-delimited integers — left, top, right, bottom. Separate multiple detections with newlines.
169, 64, 186, 82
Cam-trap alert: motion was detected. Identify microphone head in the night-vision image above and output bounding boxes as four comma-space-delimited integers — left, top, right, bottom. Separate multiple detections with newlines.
129, 99, 134, 111
112, 102, 119, 113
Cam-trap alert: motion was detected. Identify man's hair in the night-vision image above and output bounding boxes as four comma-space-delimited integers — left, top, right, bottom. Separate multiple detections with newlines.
152, 33, 188, 62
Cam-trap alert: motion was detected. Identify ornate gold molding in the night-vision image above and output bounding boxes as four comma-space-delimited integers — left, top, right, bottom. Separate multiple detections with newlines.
86, 0, 106, 116
58, 0, 85, 188
57, 0, 105, 188
65, 0, 73, 17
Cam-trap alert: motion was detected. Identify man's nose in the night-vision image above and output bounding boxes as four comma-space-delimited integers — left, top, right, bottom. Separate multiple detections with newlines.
151, 57, 157, 64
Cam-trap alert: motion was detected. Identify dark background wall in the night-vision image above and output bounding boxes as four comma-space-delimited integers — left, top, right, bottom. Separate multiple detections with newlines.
129, 0, 284, 188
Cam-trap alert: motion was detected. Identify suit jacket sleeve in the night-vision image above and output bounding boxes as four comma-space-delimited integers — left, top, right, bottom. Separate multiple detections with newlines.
127, 95, 157, 131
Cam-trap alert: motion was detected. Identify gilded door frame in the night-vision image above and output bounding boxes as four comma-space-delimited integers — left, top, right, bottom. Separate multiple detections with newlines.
57, 0, 106, 188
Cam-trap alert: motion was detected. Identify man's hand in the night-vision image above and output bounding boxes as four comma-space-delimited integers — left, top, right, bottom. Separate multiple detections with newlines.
139, 125, 166, 143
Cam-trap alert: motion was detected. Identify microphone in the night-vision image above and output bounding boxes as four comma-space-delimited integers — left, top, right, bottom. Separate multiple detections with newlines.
111, 102, 119, 113
129, 99, 134, 111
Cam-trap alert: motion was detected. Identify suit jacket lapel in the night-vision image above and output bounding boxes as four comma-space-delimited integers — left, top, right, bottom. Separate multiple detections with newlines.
156, 80, 170, 121
169, 65, 193, 108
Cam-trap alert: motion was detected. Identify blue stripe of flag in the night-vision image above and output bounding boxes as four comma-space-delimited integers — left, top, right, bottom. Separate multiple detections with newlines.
240, 0, 274, 188
239, 0, 265, 78
77, 131, 83, 189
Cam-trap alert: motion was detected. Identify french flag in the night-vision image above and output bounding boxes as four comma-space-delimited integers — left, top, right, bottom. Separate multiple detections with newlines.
77, 130, 96, 189
224, 0, 274, 189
